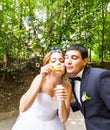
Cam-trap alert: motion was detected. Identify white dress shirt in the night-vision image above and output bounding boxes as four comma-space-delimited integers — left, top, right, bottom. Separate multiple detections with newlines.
74, 70, 84, 105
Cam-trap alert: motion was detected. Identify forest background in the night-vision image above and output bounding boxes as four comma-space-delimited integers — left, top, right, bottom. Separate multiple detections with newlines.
0, 0, 110, 117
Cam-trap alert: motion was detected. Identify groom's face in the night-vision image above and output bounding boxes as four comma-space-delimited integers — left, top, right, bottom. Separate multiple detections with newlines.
65, 50, 88, 76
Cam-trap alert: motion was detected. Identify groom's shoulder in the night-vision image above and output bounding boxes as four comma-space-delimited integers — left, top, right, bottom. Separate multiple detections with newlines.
88, 66, 110, 76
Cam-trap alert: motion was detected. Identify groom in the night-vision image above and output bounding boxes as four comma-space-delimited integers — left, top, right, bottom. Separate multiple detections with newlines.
65, 44, 110, 130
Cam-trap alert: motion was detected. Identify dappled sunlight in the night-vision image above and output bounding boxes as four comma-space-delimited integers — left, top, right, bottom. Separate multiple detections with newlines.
66, 111, 86, 130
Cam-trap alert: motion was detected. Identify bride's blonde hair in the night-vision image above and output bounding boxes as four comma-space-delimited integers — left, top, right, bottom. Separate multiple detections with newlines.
43, 50, 64, 65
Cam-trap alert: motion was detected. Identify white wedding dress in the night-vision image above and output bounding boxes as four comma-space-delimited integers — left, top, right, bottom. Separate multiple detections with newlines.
12, 93, 65, 130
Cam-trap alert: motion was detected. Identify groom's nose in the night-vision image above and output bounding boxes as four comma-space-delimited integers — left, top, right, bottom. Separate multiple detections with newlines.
65, 57, 72, 65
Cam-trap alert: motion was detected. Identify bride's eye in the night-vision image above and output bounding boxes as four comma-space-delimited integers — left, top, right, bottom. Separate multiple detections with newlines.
50, 58, 64, 63
50, 59, 56, 63
59, 59, 64, 63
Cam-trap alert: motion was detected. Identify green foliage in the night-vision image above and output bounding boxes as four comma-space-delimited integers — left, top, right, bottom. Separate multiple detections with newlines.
0, 67, 13, 72
0, 0, 110, 63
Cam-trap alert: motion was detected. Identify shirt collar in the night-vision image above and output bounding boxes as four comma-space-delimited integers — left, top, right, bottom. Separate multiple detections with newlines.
75, 69, 84, 78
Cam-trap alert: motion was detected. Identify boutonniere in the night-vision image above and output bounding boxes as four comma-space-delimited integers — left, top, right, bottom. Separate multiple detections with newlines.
82, 92, 91, 102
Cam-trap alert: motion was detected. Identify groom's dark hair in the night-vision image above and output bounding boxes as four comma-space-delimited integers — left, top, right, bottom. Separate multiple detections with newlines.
66, 44, 88, 60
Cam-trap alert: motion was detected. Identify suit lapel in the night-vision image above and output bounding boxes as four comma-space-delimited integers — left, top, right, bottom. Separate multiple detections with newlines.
80, 67, 90, 116
70, 67, 91, 115
70, 78, 82, 110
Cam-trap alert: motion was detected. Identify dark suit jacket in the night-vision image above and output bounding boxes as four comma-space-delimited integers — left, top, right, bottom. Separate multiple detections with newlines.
71, 66, 110, 130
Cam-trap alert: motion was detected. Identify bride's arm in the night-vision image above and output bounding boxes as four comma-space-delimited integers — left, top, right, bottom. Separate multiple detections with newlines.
19, 64, 51, 112
55, 81, 72, 123
19, 74, 45, 112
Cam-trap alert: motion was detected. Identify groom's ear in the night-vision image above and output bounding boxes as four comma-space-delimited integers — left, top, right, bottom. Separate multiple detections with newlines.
83, 58, 88, 66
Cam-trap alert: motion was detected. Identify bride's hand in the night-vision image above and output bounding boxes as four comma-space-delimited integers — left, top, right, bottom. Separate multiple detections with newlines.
40, 65, 52, 76
54, 85, 68, 100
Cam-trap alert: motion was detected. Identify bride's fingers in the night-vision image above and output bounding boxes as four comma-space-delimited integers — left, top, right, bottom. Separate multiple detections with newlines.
56, 94, 68, 100
41, 66, 52, 75
54, 87, 68, 100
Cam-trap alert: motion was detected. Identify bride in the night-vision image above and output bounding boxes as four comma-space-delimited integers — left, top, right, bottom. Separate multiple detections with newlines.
12, 50, 72, 130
